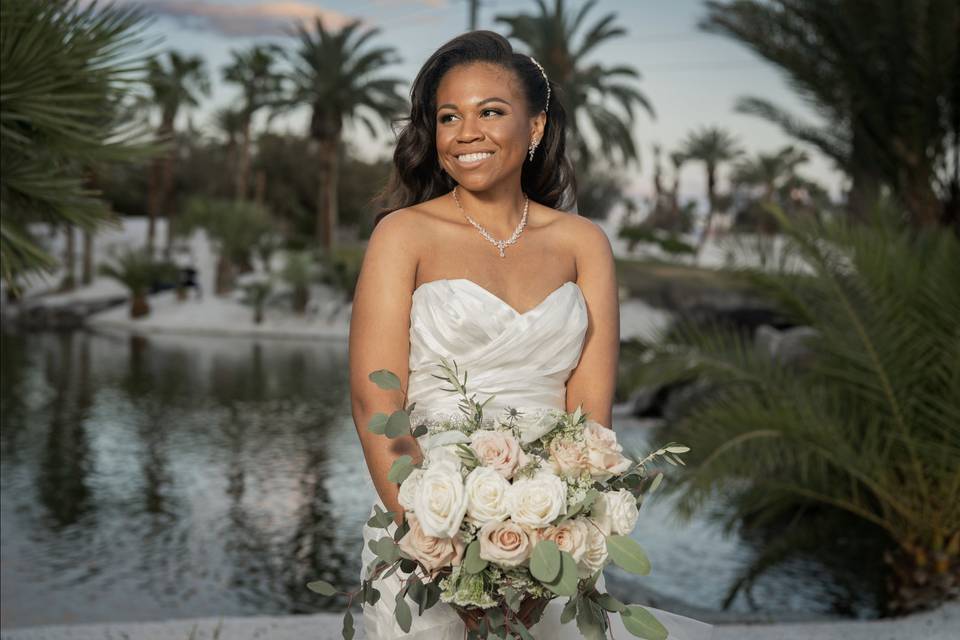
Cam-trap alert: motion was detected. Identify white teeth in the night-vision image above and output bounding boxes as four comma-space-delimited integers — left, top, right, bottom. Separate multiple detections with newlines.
457, 152, 493, 162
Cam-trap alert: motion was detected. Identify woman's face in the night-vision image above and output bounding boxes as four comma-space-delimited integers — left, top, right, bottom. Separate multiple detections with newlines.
434, 62, 545, 194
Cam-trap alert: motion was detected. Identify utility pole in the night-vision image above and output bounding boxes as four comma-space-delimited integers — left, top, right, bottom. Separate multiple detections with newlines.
467, 0, 479, 30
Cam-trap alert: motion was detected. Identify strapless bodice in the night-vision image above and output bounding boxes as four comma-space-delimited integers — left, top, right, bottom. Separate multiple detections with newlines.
407, 278, 588, 427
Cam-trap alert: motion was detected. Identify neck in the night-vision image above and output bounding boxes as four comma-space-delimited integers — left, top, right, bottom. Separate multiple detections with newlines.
454, 182, 528, 236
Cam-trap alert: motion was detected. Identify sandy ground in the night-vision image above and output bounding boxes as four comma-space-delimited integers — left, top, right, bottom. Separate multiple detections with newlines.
2, 603, 957, 640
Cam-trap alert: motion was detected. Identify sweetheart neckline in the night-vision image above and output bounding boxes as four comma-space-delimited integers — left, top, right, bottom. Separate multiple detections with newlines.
412, 278, 582, 316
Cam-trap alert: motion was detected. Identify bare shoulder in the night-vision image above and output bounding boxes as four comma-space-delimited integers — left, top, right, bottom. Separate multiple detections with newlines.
536, 206, 613, 271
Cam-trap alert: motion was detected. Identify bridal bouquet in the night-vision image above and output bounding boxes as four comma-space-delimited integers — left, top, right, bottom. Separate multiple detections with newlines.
308, 359, 688, 640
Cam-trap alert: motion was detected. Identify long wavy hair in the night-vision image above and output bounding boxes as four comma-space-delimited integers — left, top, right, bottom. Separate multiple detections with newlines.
374, 31, 575, 225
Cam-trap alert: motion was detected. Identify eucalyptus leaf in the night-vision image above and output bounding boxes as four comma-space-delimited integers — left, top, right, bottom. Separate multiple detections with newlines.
544, 550, 579, 597
394, 591, 412, 632
342, 609, 355, 640
387, 455, 414, 483
385, 410, 411, 438
595, 592, 626, 613
648, 473, 664, 495
665, 445, 690, 454
530, 540, 561, 582
576, 599, 607, 640
368, 412, 389, 435
399, 557, 417, 573
501, 586, 522, 612
412, 423, 428, 438
423, 580, 441, 610
621, 606, 668, 640
369, 537, 401, 564
406, 577, 425, 606
306, 579, 336, 596
369, 369, 401, 390
463, 540, 488, 574
367, 505, 395, 529
607, 535, 651, 575
560, 596, 579, 624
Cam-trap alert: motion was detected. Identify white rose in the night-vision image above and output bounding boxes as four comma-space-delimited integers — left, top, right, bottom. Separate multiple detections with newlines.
397, 468, 423, 511
425, 445, 462, 473
506, 471, 567, 527
578, 520, 609, 578
516, 409, 562, 444
478, 519, 534, 568
537, 517, 590, 563
591, 489, 639, 536
583, 421, 632, 481
464, 466, 510, 526
413, 466, 468, 538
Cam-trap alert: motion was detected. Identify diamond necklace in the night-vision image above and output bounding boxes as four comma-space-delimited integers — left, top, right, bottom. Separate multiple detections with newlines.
451, 186, 529, 258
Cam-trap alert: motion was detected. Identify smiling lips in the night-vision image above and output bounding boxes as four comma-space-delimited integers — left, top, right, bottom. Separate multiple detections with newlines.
455, 151, 494, 166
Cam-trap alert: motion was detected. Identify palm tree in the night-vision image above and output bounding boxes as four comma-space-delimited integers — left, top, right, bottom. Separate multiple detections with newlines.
289, 18, 405, 249
212, 107, 245, 195
679, 126, 742, 255
0, 0, 153, 291
146, 51, 211, 254
731, 146, 808, 202
496, 0, 655, 168
222, 45, 285, 201
628, 210, 960, 614
701, 0, 960, 227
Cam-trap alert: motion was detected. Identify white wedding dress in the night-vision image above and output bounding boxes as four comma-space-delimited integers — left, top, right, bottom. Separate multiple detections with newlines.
361, 278, 714, 640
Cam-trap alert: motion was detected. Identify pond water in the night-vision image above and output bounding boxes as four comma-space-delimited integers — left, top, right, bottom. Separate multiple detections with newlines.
0, 329, 879, 628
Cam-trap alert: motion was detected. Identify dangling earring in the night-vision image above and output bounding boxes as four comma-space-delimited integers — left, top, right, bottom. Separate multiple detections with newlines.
528, 138, 540, 162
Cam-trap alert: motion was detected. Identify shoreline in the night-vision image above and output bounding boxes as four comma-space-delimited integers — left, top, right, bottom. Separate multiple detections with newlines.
2, 603, 957, 640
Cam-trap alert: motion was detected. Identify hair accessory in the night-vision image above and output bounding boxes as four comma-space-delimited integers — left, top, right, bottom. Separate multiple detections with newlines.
528, 55, 550, 113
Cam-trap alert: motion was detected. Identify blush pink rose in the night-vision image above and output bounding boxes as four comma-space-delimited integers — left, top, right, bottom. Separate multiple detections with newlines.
536, 518, 590, 563
470, 430, 526, 479
583, 420, 632, 481
478, 519, 534, 568
397, 512, 466, 575
548, 437, 588, 477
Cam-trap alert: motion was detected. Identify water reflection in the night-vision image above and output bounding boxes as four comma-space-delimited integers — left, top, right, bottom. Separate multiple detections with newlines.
0, 328, 878, 628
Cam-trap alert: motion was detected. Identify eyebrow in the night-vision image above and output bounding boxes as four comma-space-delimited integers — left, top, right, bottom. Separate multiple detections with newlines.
437, 97, 512, 111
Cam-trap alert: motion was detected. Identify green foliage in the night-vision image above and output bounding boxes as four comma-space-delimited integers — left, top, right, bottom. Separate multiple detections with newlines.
606, 535, 651, 576
633, 209, 960, 611
177, 197, 277, 265
0, 0, 155, 288
99, 249, 177, 296
702, 0, 959, 226
318, 246, 364, 302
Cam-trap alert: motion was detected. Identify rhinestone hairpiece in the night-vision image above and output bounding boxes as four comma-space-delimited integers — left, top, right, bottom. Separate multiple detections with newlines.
528, 55, 550, 113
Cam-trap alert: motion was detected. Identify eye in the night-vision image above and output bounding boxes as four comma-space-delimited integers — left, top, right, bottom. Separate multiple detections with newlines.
480, 108, 503, 118
438, 113, 458, 124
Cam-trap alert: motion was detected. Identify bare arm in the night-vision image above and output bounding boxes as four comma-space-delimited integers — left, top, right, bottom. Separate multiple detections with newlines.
565, 218, 620, 428
348, 210, 421, 521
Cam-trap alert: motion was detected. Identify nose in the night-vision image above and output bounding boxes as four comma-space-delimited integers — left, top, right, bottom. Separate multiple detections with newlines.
456, 114, 484, 143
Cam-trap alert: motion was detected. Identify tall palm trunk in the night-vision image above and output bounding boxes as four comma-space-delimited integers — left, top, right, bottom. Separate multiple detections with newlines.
160, 146, 176, 255
62, 227, 76, 291
146, 157, 162, 254
696, 165, 718, 259
236, 117, 252, 200
82, 229, 94, 285
316, 137, 340, 249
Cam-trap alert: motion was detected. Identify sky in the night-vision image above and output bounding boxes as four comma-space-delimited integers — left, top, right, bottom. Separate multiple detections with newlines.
120, 0, 845, 208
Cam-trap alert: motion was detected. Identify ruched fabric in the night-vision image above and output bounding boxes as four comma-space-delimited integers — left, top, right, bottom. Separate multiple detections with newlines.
361, 278, 714, 640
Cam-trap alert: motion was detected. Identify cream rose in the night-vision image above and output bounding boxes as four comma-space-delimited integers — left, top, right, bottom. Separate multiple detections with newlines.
398, 512, 465, 574
578, 519, 609, 578
591, 489, 640, 536
425, 445, 463, 473
478, 519, 534, 568
517, 409, 562, 444
412, 466, 468, 538
583, 420, 632, 481
464, 466, 510, 526
548, 437, 589, 477
505, 470, 566, 527
397, 468, 423, 511
537, 517, 590, 563
470, 430, 525, 479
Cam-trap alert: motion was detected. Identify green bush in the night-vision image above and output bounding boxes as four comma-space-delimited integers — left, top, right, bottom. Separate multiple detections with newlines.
99, 249, 177, 318
630, 209, 960, 615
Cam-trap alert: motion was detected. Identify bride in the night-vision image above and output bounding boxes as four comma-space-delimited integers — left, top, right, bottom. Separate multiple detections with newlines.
348, 31, 712, 640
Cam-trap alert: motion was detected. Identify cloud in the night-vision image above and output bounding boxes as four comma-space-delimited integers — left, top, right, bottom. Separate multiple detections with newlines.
139, 1, 356, 38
